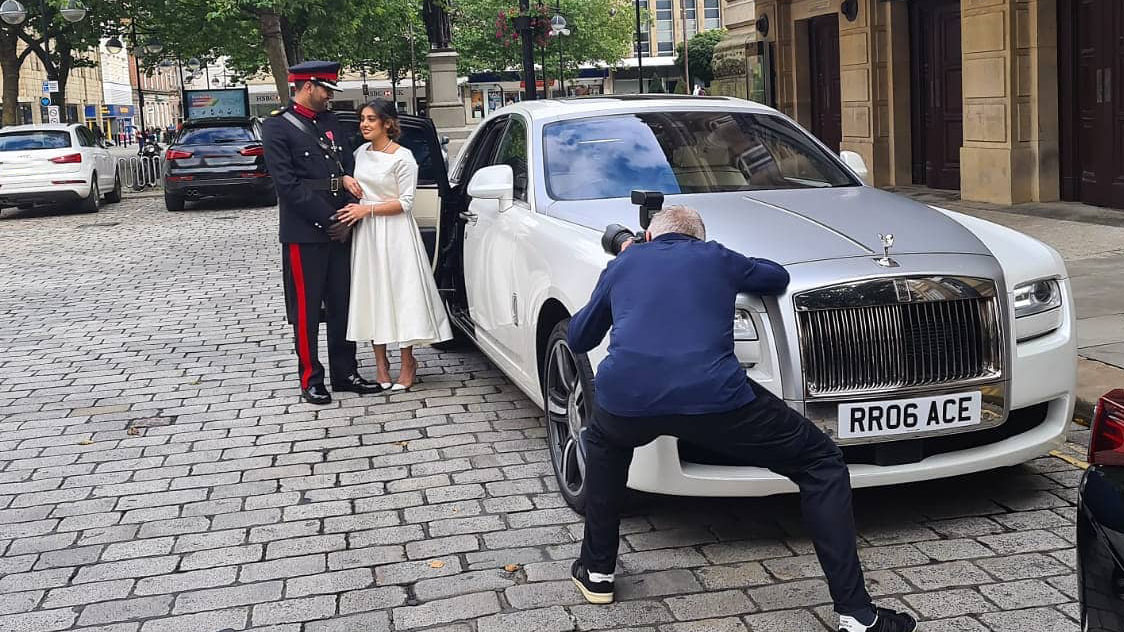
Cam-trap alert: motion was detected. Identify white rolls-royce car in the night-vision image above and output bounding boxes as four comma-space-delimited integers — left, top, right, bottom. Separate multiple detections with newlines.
0, 123, 122, 213
394, 95, 1077, 512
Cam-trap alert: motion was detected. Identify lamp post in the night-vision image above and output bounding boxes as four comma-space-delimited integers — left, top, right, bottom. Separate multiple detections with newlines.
105, 25, 163, 144
0, 0, 88, 120
550, 14, 569, 97
515, 0, 537, 100
635, 0, 644, 93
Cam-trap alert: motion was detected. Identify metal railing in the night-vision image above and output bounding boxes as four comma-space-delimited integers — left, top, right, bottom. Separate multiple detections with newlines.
116, 156, 163, 191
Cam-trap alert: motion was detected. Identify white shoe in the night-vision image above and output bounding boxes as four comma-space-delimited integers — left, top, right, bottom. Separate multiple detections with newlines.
379, 382, 392, 390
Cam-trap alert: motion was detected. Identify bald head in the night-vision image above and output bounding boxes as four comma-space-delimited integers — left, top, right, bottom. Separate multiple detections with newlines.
648, 205, 706, 240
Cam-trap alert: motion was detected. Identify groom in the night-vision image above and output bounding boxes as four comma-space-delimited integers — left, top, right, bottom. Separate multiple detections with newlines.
262, 60, 382, 404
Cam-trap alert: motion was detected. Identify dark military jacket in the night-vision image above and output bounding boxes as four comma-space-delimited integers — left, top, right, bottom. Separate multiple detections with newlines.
262, 108, 356, 244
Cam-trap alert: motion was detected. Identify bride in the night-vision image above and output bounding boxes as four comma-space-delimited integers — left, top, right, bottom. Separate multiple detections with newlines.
336, 99, 452, 391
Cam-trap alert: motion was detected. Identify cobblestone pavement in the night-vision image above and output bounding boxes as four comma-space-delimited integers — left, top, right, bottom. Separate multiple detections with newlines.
0, 195, 1087, 632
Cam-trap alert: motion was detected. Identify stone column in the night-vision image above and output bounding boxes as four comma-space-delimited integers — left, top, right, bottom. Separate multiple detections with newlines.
960, 0, 1059, 204
426, 50, 466, 129
833, 0, 909, 187
883, 0, 913, 186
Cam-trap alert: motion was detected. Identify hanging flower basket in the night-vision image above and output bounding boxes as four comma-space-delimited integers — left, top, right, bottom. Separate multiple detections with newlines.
496, 5, 553, 48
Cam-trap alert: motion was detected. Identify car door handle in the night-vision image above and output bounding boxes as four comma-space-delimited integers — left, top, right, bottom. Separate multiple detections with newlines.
459, 211, 478, 225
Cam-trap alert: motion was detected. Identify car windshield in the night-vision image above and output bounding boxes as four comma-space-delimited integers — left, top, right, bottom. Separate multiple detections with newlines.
0, 131, 71, 152
543, 111, 857, 201
177, 126, 255, 145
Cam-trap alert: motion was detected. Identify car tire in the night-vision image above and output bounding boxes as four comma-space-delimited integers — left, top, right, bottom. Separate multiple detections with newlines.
104, 170, 123, 203
80, 178, 100, 213
543, 318, 595, 515
165, 191, 185, 212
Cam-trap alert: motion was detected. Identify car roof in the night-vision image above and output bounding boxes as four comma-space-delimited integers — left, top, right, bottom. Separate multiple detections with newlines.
498, 95, 779, 123
182, 117, 253, 128
0, 123, 78, 133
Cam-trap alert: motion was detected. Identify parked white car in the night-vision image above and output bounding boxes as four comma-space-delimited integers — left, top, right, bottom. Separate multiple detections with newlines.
397, 96, 1077, 512
0, 123, 122, 213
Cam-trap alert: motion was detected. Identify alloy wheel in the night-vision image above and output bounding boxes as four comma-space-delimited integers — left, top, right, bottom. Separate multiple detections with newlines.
545, 337, 587, 499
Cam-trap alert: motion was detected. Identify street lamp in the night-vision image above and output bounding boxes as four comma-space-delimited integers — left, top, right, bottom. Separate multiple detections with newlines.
59, 0, 85, 23
104, 36, 123, 54
550, 13, 569, 96
0, 0, 26, 25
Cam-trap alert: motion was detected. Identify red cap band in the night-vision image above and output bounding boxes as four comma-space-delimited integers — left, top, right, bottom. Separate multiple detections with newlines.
288, 72, 338, 83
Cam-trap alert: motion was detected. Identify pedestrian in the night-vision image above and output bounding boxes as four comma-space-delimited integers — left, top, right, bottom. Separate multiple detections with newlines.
566, 205, 917, 632
335, 99, 452, 391
261, 60, 383, 405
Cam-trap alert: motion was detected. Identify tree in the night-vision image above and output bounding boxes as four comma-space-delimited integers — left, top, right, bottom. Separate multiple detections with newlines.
0, 27, 36, 126
451, 0, 635, 79
0, 0, 131, 126
675, 28, 724, 88
141, 0, 426, 105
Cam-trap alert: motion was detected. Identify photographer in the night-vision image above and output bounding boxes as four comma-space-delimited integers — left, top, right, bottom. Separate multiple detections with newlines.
567, 206, 915, 632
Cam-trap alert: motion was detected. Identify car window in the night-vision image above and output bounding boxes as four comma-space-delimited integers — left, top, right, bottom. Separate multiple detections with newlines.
397, 127, 440, 187
76, 127, 95, 147
453, 117, 507, 186
491, 117, 529, 202
542, 111, 857, 201
0, 131, 72, 151
176, 126, 255, 145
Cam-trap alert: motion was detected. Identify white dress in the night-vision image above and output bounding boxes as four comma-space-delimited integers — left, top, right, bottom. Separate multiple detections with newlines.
347, 143, 453, 348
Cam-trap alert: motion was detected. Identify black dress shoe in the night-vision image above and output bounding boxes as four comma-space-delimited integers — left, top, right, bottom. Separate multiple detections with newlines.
301, 384, 332, 405
331, 374, 384, 395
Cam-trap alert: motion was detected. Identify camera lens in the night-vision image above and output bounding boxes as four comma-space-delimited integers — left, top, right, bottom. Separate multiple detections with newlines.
601, 224, 634, 256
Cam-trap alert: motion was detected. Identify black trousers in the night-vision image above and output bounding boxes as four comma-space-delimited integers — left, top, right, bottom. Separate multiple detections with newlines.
281, 242, 357, 389
579, 380, 875, 619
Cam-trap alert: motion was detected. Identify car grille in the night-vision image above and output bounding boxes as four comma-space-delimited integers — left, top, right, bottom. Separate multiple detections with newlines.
794, 277, 1003, 398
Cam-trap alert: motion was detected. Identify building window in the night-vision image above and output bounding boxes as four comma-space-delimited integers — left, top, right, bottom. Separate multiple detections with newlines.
656, 0, 673, 56
703, 0, 720, 30
683, 0, 697, 35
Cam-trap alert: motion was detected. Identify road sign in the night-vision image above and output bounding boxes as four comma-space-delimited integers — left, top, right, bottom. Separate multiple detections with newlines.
47, 80, 59, 92
40, 97, 51, 107
47, 106, 60, 124
42, 81, 50, 95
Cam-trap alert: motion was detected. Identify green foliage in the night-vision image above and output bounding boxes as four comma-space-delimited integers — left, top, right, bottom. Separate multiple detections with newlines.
674, 27, 724, 87
451, 0, 636, 76
138, 0, 424, 81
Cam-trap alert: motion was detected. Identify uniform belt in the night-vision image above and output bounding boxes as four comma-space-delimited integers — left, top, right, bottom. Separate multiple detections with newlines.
302, 177, 341, 192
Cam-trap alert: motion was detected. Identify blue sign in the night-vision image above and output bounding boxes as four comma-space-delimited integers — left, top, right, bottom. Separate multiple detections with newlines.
40, 97, 51, 107
84, 105, 97, 118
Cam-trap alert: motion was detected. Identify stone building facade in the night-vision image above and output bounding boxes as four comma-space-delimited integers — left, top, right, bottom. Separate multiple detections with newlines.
0, 42, 103, 126
723, 0, 1123, 210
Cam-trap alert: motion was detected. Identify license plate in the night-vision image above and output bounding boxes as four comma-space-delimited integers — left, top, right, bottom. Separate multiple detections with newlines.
837, 391, 982, 440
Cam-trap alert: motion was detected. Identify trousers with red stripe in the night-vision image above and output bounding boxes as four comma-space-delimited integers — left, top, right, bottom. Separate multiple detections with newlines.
282, 242, 358, 389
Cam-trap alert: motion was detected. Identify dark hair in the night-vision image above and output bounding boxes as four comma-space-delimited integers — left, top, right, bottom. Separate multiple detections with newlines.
358, 98, 401, 140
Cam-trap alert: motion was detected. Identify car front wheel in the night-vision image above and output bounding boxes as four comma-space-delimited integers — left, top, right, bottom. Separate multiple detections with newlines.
80, 178, 100, 213
104, 171, 122, 203
544, 318, 595, 514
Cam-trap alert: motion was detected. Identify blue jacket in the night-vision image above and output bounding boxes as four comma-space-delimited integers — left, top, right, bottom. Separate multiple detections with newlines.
568, 233, 790, 417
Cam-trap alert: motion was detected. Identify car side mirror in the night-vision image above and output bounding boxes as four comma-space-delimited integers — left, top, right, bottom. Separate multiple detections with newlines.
839, 150, 869, 184
467, 164, 514, 209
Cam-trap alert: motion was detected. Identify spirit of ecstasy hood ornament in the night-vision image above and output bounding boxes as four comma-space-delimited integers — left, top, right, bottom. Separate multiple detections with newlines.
875, 233, 899, 268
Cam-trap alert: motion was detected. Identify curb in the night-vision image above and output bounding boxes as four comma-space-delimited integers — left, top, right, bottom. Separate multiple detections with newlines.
1074, 357, 1124, 426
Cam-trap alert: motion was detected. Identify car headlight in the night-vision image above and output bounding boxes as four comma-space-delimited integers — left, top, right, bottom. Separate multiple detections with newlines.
1013, 279, 1061, 318
734, 308, 758, 341
1013, 279, 1063, 342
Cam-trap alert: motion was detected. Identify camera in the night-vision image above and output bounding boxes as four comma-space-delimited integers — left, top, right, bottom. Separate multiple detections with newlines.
601, 190, 664, 256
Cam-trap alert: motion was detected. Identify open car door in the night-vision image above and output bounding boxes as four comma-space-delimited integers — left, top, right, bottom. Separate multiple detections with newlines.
397, 114, 451, 269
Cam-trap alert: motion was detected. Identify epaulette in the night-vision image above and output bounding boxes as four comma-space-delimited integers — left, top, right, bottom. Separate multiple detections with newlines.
270, 106, 288, 117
